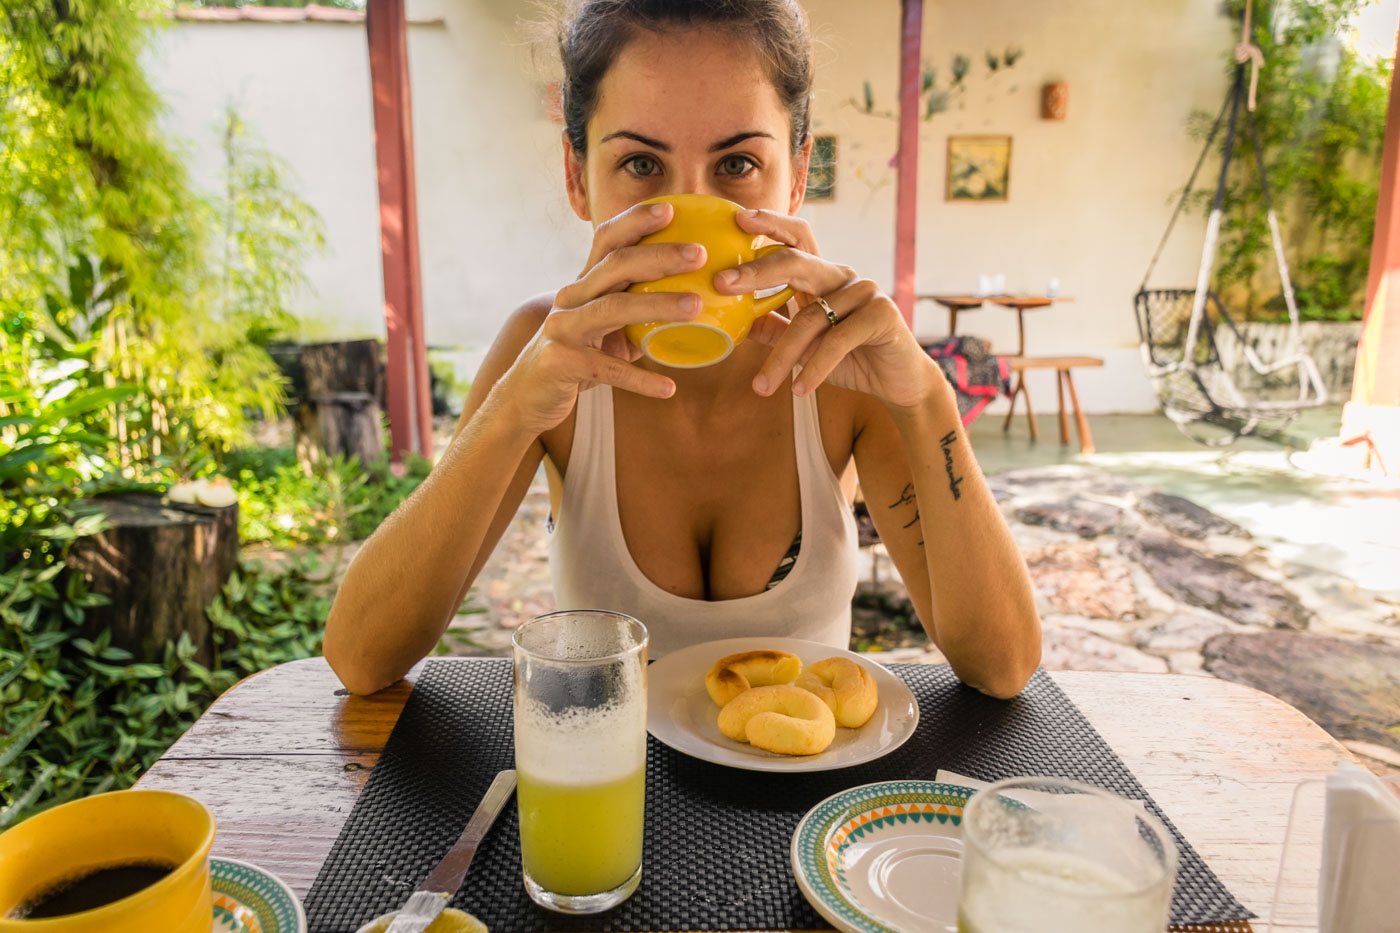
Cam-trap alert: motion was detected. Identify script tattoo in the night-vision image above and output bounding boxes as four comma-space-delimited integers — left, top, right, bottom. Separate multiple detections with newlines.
887, 482, 924, 546
940, 431, 964, 501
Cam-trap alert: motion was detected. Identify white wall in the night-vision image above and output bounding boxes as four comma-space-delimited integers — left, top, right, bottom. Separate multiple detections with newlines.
803, 0, 1235, 412
148, 19, 386, 341
147, 0, 1257, 412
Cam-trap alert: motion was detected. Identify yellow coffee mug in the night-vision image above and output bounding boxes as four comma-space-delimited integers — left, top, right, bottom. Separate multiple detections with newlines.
625, 194, 795, 368
0, 789, 215, 933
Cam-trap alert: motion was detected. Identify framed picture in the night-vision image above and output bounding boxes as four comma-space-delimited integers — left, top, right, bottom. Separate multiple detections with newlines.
806, 135, 836, 201
946, 135, 1011, 201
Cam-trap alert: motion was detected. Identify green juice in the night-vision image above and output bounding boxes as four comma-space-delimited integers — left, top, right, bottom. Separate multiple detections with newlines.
517, 768, 646, 896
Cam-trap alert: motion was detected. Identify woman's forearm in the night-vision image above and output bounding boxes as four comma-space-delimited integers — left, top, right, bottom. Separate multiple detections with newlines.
888, 386, 1041, 697
323, 389, 542, 694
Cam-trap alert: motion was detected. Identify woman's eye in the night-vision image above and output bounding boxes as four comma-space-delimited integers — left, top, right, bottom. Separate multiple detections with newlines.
718, 155, 755, 176
625, 155, 661, 177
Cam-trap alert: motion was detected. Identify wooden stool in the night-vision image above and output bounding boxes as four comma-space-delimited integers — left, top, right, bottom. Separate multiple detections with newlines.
1003, 356, 1104, 454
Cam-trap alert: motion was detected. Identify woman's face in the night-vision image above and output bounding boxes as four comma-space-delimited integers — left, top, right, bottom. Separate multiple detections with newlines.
565, 27, 809, 227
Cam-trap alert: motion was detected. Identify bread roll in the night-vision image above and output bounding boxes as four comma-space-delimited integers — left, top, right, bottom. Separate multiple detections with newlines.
704, 649, 802, 707
794, 657, 878, 728
717, 684, 836, 755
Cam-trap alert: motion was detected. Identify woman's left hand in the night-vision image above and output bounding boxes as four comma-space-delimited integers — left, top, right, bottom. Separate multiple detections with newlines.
715, 209, 937, 408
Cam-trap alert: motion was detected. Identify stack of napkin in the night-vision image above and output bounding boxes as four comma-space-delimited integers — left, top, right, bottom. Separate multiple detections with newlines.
1318, 761, 1400, 932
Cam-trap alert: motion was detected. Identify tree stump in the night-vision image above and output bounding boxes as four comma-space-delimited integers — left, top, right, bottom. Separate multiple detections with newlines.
294, 339, 387, 467
295, 391, 385, 469
302, 339, 384, 407
68, 494, 239, 665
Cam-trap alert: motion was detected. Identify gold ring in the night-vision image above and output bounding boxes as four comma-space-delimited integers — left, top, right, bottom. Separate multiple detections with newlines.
817, 297, 838, 327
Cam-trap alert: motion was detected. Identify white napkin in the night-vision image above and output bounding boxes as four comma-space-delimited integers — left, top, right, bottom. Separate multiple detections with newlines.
1318, 761, 1400, 933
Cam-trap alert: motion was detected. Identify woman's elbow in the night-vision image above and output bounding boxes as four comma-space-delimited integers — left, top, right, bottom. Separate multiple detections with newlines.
949, 632, 1041, 700
979, 636, 1042, 699
324, 608, 396, 696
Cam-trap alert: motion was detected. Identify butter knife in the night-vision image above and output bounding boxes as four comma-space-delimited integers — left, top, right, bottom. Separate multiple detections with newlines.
385, 769, 517, 933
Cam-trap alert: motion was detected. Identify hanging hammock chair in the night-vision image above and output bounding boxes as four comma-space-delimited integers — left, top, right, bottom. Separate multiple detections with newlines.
1136, 3, 1328, 447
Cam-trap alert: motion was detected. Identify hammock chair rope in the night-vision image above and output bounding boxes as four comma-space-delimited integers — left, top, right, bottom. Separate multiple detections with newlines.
1135, 0, 1328, 446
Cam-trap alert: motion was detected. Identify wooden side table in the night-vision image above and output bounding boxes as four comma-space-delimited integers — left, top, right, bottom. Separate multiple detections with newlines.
918, 294, 985, 336
988, 295, 1072, 356
1004, 355, 1104, 453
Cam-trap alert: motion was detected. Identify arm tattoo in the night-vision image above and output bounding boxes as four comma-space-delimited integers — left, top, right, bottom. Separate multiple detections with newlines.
887, 483, 925, 546
940, 430, 964, 501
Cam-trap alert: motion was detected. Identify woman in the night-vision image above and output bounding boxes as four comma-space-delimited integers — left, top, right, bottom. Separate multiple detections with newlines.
324, 0, 1040, 697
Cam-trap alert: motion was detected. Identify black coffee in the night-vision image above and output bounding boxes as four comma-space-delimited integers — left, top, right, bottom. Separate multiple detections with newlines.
15, 862, 176, 919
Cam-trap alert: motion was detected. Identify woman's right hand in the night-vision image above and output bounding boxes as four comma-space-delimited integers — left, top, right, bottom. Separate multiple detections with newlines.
496, 201, 707, 436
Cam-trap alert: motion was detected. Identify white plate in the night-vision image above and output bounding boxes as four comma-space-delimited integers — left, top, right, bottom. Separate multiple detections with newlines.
790, 780, 977, 933
646, 636, 919, 772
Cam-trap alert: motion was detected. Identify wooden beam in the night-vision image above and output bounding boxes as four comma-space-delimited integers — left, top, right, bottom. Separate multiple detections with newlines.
1343, 22, 1400, 473
366, 0, 432, 462
892, 0, 922, 328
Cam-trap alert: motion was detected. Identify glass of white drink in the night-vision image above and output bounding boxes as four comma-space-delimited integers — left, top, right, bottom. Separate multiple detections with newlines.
512, 610, 648, 914
958, 776, 1177, 933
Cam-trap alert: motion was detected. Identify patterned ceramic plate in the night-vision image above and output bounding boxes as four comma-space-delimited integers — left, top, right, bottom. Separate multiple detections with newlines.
790, 780, 977, 933
211, 857, 307, 933
647, 636, 919, 772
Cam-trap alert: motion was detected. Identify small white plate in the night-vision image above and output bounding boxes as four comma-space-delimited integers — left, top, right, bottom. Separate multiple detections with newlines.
791, 780, 977, 933
211, 857, 307, 933
646, 636, 919, 772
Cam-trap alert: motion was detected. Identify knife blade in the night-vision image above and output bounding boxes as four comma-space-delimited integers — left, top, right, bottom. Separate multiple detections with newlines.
384, 769, 517, 933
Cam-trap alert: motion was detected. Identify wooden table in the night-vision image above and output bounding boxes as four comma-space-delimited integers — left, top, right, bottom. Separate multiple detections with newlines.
919, 294, 988, 337
136, 658, 1351, 931
919, 294, 1073, 354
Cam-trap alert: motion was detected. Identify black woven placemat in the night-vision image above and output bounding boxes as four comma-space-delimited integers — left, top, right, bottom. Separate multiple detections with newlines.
304, 660, 1252, 932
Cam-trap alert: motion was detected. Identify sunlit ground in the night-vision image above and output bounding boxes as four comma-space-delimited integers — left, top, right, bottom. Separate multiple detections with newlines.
970, 406, 1400, 599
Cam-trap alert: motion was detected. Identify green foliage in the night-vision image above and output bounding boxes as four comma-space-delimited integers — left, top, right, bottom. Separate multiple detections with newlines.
204, 558, 330, 678
227, 445, 431, 547
851, 47, 1020, 121
1, 546, 331, 828
1189, 0, 1389, 322
0, 342, 423, 827
210, 105, 326, 357
187, 0, 363, 7
1, 0, 325, 465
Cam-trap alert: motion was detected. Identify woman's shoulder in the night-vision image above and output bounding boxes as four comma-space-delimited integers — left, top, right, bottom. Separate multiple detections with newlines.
501, 292, 554, 345
473, 293, 554, 383
452, 293, 555, 434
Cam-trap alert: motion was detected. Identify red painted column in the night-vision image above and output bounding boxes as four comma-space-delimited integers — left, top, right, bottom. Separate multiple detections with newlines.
367, 0, 432, 461
1342, 25, 1400, 473
892, 0, 922, 328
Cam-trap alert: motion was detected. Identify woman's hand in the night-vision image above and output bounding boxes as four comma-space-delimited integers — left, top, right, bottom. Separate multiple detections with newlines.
715, 209, 938, 409
497, 202, 706, 436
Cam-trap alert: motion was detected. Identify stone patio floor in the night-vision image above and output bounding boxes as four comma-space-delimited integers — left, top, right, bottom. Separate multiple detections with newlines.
440, 407, 1400, 777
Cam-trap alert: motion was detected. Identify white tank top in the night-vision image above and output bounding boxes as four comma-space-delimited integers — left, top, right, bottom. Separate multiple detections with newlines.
548, 385, 859, 659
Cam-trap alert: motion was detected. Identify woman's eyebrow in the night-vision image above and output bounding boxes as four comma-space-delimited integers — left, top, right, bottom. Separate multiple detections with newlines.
599, 130, 670, 151
596, 130, 776, 153
709, 131, 774, 152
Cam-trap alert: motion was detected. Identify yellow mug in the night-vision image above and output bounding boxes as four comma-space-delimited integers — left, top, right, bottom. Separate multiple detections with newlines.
625, 194, 795, 368
0, 789, 215, 933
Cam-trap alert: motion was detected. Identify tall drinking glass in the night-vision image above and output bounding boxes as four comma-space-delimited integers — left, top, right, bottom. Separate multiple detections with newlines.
958, 777, 1177, 933
512, 610, 648, 914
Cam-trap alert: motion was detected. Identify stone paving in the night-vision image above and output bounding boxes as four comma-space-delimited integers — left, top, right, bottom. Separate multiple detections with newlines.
444, 463, 1400, 776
